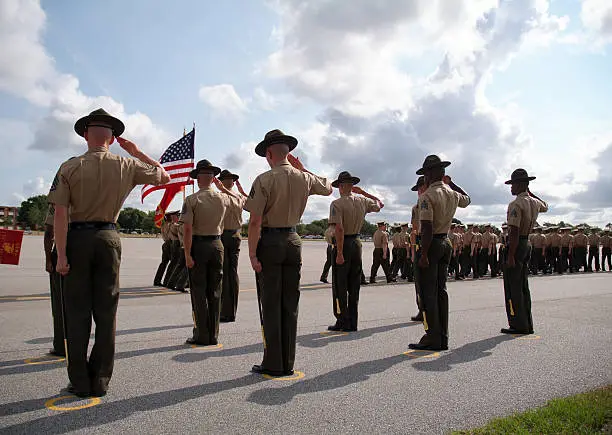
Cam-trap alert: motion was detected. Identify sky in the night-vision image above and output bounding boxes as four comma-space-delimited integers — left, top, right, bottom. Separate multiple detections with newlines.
1, 0, 611, 227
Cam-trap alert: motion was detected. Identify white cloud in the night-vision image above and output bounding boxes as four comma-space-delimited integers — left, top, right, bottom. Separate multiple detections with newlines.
581, 0, 612, 43
198, 84, 249, 119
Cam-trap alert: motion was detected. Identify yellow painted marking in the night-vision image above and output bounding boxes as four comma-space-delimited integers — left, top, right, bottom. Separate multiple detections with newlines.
15, 296, 50, 301
402, 350, 440, 359
422, 312, 429, 331
263, 370, 305, 381
24, 355, 65, 365
315, 331, 349, 340
509, 299, 515, 316
261, 326, 267, 349
512, 334, 541, 340
45, 395, 101, 411
190, 343, 224, 350
335, 298, 340, 315
191, 311, 196, 328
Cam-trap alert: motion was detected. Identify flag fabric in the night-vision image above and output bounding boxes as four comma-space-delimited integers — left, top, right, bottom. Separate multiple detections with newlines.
153, 185, 184, 228
141, 128, 195, 201
0, 229, 24, 265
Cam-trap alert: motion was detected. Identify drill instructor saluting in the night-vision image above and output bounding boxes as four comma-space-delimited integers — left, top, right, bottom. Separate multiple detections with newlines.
49, 109, 170, 397
245, 129, 332, 377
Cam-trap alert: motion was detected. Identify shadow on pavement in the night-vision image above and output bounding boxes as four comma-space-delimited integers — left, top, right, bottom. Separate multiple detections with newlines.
26, 324, 193, 345
0, 374, 265, 430
412, 335, 515, 372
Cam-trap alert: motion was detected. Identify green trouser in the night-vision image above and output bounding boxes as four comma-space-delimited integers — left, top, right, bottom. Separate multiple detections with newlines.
49, 249, 65, 354
163, 240, 181, 286
370, 248, 391, 282
256, 231, 301, 373
321, 244, 333, 280
188, 237, 223, 344
402, 250, 414, 281
64, 228, 121, 394
331, 237, 363, 329
572, 247, 587, 272
587, 247, 600, 271
221, 230, 241, 320
391, 247, 407, 278
167, 247, 189, 289
603, 248, 612, 271
560, 247, 571, 273
154, 240, 171, 285
503, 239, 533, 332
460, 246, 471, 277
416, 237, 452, 347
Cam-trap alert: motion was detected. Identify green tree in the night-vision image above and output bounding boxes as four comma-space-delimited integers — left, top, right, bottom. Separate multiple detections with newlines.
117, 207, 148, 231
361, 221, 377, 236
19, 195, 49, 230
304, 223, 324, 236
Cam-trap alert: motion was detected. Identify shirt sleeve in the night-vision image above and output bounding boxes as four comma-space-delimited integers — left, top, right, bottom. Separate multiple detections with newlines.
328, 202, 342, 225
365, 197, 380, 213
132, 159, 164, 186
244, 176, 267, 216
506, 202, 522, 228
418, 194, 434, 222
538, 199, 549, 213
181, 199, 194, 225
47, 164, 70, 206
308, 174, 332, 196
44, 204, 55, 226
456, 191, 471, 208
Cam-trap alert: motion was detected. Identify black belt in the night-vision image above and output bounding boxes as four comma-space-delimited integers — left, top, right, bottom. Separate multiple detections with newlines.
519, 236, 529, 240
261, 227, 296, 234
223, 229, 240, 234
193, 235, 221, 241
433, 234, 448, 239
70, 222, 116, 231
344, 234, 359, 239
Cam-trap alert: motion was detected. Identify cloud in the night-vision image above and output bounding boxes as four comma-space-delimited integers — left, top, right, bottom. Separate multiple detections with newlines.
580, 0, 612, 43
198, 84, 249, 119
570, 136, 612, 208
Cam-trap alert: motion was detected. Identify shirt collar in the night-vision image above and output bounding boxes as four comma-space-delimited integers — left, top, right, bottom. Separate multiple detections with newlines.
86, 146, 108, 154
517, 192, 528, 197
429, 181, 444, 188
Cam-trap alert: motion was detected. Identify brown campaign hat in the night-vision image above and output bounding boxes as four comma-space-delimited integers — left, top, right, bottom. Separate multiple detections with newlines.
416, 155, 451, 175
189, 159, 221, 178
74, 108, 125, 138
505, 168, 536, 185
219, 169, 239, 181
331, 171, 360, 188
255, 129, 298, 157
377, 221, 387, 226
411, 176, 425, 191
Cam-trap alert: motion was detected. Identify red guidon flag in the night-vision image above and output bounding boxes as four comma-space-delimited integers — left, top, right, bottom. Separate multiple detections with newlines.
141, 128, 195, 227
0, 228, 24, 265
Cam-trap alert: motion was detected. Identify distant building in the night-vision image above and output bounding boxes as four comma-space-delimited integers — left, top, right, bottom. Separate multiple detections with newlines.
0, 206, 18, 229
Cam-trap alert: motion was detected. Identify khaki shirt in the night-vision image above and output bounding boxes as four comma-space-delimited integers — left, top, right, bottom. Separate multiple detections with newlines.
161, 221, 171, 242
400, 231, 410, 248
601, 235, 611, 248
588, 234, 600, 248
572, 233, 588, 248
45, 204, 55, 226
329, 194, 380, 235
543, 234, 551, 247
549, 233, 561, 248
418, 181, 470, 234
463, 231, 474, 247
324, 226, 335, 245
391, 232, 403, 248
177, 222, 185, 246
168, 223, 179, 241
481, 232, 496, 250
471, 232, 482, 249
244, 162, 331, 227
181, 187, 230, 236
373, 230, 388, 248
531, 233, 545, 249
222, 193, 247, 231
560, 234, 573, 248
48, 147, 163, 222
506, 192, 549, 236
411, 205, 420, 235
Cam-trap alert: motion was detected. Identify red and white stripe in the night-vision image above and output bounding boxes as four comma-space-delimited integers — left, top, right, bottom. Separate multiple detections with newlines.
141, 159, 194, 200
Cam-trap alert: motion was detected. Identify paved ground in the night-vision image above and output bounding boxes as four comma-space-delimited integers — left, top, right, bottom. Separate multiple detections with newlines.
0, 236, 610, 434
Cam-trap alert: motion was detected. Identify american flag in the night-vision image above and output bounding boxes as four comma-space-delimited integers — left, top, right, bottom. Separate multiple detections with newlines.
141, 128, 195, 201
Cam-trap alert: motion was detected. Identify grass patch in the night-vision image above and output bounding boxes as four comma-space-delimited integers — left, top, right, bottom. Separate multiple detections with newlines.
455, 385, 612, 434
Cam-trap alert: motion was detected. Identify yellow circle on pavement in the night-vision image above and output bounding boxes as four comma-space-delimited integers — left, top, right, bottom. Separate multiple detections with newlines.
263, 370, 305, 381
45, 395, 101, 411
24, 355, 65, 365
402, 350, 440, 359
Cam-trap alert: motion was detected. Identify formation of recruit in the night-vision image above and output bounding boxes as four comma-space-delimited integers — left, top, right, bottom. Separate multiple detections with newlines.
44, 107, 608, 399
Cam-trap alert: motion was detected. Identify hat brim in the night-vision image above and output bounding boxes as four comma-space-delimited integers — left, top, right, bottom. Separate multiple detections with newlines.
416, 160, 451, 175
504, 176, 536, 185
74, 113, 125, 138
255, 135, 298, 157
219, 173, 239, 181
189, 166, 221, 179
331, 176, 360, 188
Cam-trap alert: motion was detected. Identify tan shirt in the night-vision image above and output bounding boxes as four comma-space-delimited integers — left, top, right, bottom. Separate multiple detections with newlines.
411, 205, 420, 235
168, 223, 179, 241
45, 204, 55, 226
588, 234, 600, 248
560, 233, 573, 248
48, 147, 163, 222
329, 194, 379, 235
181, 187, 230, 236
244, 162, 331, 227
373, 230, 388, 248
177, 223, 185, 246
481, 232, 496, 250
400, 231, 410, 247
324, 226, 335, 245
222, 193, 247, 231
572, 233, 588, 248
463, 231, 474, 246
418, 181, 470, 234
601, 235, 611, 248
506, 192, 549, 236
549, 233, 561, 248
391, 232, 403, 248
471, 232, 482, 249
160, 221, 171, 242
531, 233, 545, 249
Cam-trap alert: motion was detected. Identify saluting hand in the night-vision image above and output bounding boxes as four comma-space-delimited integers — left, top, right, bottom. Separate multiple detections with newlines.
56, 255, 70, 276
443, 175, 452, 185
116, 137, 138, 155
212, 177, 223, 189
287, 154, 305, 171
250, 256, 262, 273
185, 255, 195, 269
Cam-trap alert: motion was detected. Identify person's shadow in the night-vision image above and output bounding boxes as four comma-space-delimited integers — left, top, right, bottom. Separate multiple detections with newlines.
412, 335, 515, 372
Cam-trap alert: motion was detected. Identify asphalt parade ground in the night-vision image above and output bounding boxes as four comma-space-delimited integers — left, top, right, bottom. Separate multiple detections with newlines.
1, 236, 610, 434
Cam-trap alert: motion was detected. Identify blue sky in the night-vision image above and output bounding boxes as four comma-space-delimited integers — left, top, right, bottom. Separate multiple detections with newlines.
1, 0, 611, 226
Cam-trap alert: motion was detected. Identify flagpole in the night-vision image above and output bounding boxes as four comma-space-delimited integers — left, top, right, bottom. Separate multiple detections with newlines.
192, 122, 196, 195
183, 127, 187, 203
